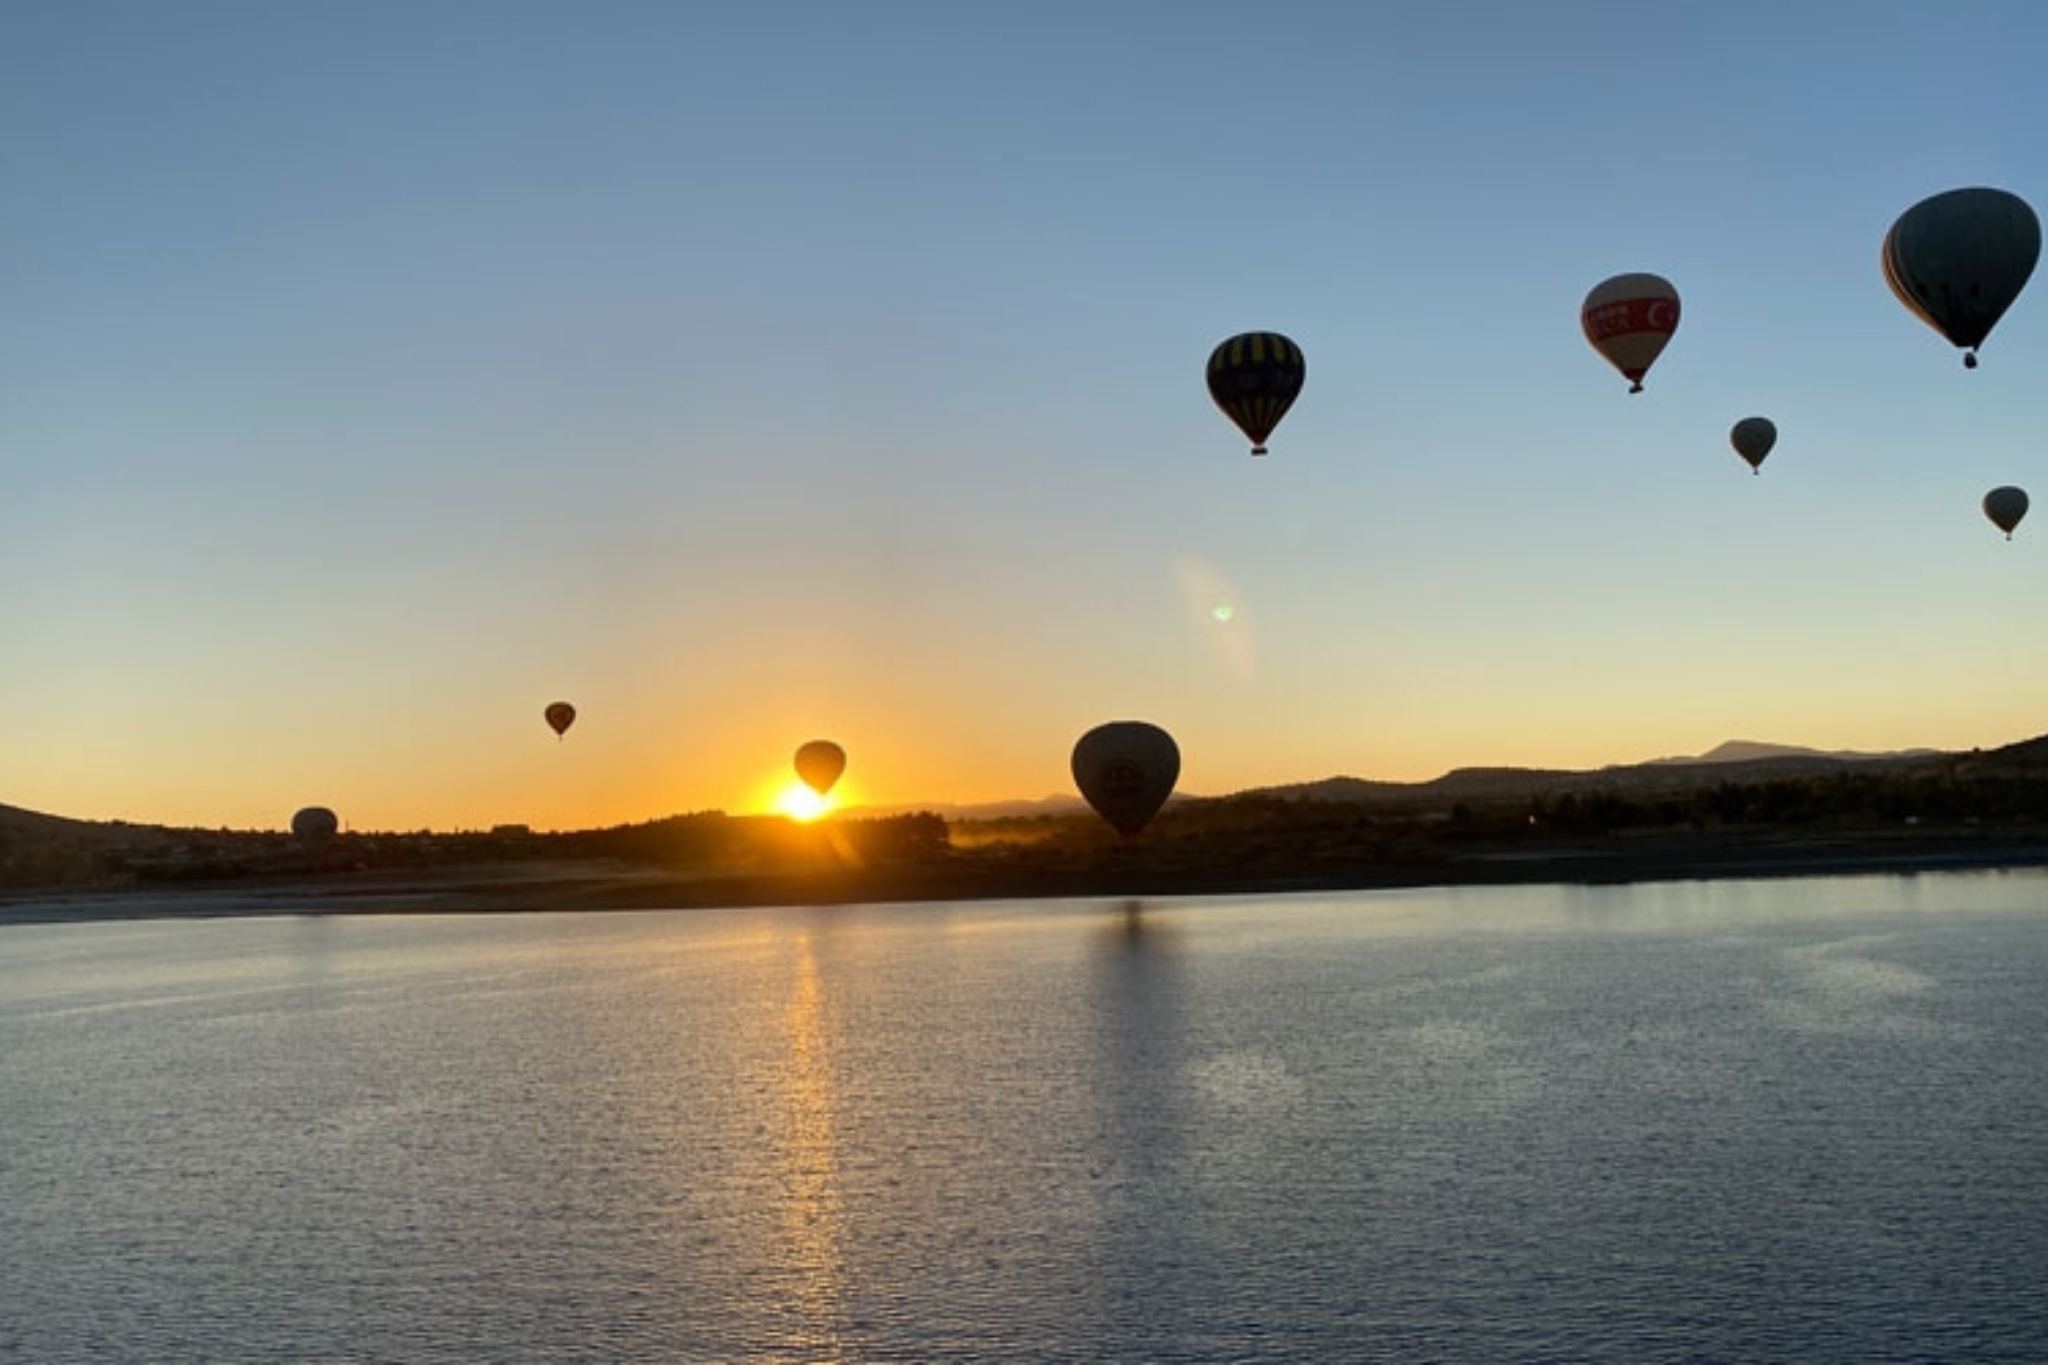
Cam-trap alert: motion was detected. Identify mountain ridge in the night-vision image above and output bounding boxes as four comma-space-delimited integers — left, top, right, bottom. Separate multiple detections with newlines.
1644, 739, 1942, 767
1222, 739, 1976, 810
844, 739, 1997, 820
2, 737, 2030, 835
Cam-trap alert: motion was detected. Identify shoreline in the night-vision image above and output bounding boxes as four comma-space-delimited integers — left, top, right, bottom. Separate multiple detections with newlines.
8, 831, 2048, 927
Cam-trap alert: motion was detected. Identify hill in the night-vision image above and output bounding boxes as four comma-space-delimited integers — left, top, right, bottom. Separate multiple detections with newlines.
1237, 738, 1958, 811
1647, 740, 1941, 766
10, 734, 2048, 900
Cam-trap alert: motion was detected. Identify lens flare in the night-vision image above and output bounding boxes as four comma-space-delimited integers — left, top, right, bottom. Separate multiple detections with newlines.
1173, 553, 1258, 680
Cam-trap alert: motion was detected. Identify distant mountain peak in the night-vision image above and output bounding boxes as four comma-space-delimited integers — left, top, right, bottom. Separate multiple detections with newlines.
1649, 740, 1935, 766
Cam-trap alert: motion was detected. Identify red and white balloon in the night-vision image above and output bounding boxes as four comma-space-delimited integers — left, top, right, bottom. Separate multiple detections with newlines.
1582, 272, 1680, 392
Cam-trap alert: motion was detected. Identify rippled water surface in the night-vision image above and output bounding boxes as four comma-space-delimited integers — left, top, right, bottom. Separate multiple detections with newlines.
7, 873, 2048, 1362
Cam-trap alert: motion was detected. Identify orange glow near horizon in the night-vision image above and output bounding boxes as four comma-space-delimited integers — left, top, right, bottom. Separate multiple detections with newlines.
773, 781, 836, 823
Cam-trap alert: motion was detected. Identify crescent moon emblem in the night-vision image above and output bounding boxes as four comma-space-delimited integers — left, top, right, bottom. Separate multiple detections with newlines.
1646, 300, 1675, 328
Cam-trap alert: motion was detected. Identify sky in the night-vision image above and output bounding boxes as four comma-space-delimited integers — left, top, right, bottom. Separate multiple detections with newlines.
5, 1, 2048, 832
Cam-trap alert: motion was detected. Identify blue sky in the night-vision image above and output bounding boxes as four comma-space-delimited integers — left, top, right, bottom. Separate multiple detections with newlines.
4, 2, 2046, 830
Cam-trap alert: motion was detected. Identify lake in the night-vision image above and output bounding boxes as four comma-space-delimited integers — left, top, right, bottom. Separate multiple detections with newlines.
6, 873, 2048, 1362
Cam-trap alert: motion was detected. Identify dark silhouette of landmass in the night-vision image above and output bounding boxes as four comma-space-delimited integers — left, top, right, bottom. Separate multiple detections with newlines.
1644, 739, 1942, 766
9, 735, 2048, 921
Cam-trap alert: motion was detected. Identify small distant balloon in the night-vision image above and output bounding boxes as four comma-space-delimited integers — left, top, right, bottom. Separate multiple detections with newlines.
1729, 417, 1776, 474
1882, 187, 2040, 368
544, 701, 576, 738
291, 806, 339, 846
1071, 721, 1180, 839
1207, 332, 1305, 455
1582, 273, 1680, 392
1983, 485, 2029, 539
794, 740, 847, 796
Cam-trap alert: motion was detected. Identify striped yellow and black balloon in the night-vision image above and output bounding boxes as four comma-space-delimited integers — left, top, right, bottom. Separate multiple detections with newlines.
1206, 331, 1305, 455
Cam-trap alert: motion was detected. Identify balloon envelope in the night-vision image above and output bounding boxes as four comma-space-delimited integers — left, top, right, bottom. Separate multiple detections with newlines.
1984, 485, 2029, 537
291, 806, 339, 845
1730, 416, 1776, 473
1582, 273, 1679, 392
794, 740, 847, 796
1071, 721, 1180, 838
544, 701, 576, 737
1206, 332, 1305, 455
1883, 188, 2040, 366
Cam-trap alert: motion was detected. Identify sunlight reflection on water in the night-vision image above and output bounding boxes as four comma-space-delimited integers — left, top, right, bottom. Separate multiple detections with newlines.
773, 932, 846, 1359
5, 876, 2048, 1361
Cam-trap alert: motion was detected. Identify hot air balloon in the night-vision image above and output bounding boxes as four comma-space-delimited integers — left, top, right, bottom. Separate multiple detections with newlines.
794, 740, 846, 796
1582, 273, 1680, 392
544, 701, 576, 739
1983, 485, 2029, 539
1883, 187, 2040, 368
1207, 332, 1305, 455
1071, 721, 1179, 839
1730, 417, 1776, 474
291, 806, 340, 846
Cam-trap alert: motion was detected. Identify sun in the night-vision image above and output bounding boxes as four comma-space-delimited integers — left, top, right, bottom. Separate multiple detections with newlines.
776, 782, 835, 823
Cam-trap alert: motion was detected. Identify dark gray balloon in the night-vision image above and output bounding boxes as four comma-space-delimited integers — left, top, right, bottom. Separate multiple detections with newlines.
291, 806, 340, 845
1983, 485, 2029, 539
1071, 721, 1180, 838
1883, 187, 2040, 367
794, 739, 846, 796
1730, 416, 1776, 473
